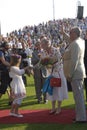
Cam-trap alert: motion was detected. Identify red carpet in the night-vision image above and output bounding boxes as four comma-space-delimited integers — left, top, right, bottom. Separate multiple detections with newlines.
0, 109, 77, 124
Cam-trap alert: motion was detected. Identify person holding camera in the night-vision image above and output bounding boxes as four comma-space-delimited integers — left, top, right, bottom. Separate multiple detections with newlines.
0, 42, 11, 99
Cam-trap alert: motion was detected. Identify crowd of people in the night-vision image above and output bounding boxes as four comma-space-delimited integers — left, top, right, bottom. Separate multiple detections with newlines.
0, 17, 87, 122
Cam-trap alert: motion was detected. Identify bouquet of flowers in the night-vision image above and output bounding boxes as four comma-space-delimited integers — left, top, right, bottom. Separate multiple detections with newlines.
39, 56, 58, 68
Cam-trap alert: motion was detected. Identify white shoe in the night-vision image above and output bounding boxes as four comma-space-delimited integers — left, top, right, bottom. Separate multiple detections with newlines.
14, 114, 23, 117
9, 112, 15, 116
9, 112, 23, 117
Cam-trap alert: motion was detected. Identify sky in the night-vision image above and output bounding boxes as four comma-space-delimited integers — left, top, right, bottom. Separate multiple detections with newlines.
0, 0, 87, 36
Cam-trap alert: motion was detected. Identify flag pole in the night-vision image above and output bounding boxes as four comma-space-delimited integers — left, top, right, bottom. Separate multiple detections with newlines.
53, 0, 55, 20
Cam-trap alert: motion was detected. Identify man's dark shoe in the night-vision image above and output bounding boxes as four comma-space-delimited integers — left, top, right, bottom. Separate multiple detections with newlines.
37, 100, 41, 104
8, 101, 13, 106
37, 97, 42, 104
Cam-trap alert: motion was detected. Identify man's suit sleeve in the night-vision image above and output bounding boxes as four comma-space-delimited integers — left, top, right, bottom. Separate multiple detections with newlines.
69, 42, 80, 78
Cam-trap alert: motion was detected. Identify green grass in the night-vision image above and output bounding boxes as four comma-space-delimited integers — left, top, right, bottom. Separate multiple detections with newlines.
0, 75, 87, 130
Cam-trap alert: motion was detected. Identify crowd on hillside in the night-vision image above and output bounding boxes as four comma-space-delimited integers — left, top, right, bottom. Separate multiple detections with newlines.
5, 17, 87, 42
0, 17, 87, 51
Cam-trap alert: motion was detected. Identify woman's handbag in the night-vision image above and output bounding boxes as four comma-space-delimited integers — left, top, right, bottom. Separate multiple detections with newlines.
50, 66, 61, 87
50, 77, 61, 87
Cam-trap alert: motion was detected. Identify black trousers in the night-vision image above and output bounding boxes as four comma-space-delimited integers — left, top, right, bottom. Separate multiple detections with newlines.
84, 78, 87, 101
0, 71, 11, 94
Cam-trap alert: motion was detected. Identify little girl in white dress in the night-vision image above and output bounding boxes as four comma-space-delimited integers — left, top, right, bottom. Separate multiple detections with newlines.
9, 54, 29, 117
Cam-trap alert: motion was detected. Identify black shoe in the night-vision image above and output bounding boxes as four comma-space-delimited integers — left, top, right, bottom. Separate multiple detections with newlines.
37, 97, 42, 104
37, 100, 40, 104
8, 101, 13, 106
73, 119, 87, 124
37, 100, 42, 104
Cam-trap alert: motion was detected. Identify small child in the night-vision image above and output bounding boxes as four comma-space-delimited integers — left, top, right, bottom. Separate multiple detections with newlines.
9, 54, 29, 117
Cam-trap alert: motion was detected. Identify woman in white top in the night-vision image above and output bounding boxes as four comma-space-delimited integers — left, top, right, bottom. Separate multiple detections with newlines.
40, 37, 68, 114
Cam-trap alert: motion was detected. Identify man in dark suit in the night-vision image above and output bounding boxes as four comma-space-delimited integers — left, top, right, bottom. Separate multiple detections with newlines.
31, 41, 47, 104
84, 30, 87, 101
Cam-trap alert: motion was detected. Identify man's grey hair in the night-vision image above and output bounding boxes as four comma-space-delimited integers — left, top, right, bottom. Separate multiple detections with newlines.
71, 26, 82, 37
